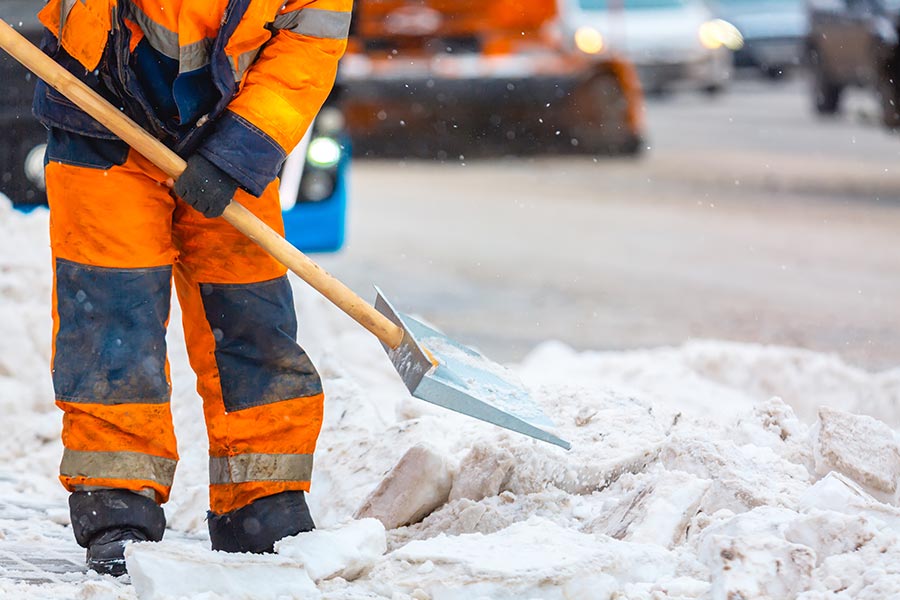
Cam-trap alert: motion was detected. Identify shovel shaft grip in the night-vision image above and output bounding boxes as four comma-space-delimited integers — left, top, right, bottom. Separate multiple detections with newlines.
0, 19, 405, 349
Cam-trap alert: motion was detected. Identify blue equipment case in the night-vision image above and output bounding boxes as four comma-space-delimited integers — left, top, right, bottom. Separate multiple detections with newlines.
281, 152, 348, 254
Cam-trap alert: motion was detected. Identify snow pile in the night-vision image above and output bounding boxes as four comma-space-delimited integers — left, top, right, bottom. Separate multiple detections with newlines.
2, 201, 900, 599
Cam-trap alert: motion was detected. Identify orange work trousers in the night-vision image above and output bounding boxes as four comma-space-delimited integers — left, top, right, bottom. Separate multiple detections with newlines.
46, 129, 324, 515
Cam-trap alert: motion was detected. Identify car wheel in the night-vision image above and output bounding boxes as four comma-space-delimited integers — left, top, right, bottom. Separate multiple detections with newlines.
568, 71, 640, 156
809, 48, 842, 115
764, 66, 786, 81
877, 63, 900, 130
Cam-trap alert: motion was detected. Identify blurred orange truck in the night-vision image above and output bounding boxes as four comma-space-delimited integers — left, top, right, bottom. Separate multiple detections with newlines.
338, 0, 646, 157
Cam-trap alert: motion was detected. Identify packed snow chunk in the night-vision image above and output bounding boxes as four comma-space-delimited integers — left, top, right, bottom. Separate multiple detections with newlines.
702, 533, 815, 600
371, 517, 695, 599
812, 407, 900, 500
355, 443, 453, 529
275, 518, 386, 582
126, 539, 318, 600
661, 437, 811, 513
695, 508, 818, 600
799, 471, 900, 532
448, 444, 514, 502
795, 529, 900, 600
603, 468, 711, 549
501, 388, 672, 496
784, 511, 878, 566
729, 397, 814, 474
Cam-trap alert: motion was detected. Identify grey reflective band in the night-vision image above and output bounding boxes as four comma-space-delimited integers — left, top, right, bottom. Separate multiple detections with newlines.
60, 0, 81, 27
59, 0, 83, 39
233, 47, 262, 82
61, 449, 177, 488
121, 1, 179, 59
273, 8, 351, 40
179, 38, 215, 73
209, 453, 314, 485
121, 0, 214, 72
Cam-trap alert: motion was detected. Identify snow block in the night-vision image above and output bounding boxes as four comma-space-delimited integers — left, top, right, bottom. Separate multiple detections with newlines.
126, 540, 319, 600
661, 437, 810, 513
354, 444, 453, 529
799, 471, 900, 532
368, 517, 691, 599
812, 407, 900, 500
275, 518, 386, 581
730, 397, 815, 475
784, 511, 878, 566
600, 469, 712, 548
701, 533, 815, 600
449, 444, 514, 502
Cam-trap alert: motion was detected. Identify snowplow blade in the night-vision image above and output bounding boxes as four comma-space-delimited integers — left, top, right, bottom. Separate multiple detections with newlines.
375, 288, 571, 450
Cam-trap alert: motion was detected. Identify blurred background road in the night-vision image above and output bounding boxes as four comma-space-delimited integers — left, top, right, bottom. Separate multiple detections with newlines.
320, 77, 900, 370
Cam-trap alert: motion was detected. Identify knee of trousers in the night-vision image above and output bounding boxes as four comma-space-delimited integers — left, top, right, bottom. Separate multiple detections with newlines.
53, 259, 172, 405
198, 275, 322, 413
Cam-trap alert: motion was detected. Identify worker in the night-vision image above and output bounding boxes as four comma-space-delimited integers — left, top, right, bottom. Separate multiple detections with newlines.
32, 0, 350, 576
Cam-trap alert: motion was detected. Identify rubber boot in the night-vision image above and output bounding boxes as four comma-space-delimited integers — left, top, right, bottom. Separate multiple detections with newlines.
69, 489, 166, 576
85, 527, 149, 576
207, 490, 315, 554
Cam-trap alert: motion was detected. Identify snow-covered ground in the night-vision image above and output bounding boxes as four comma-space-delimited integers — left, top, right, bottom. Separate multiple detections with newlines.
1, 200, 900, 599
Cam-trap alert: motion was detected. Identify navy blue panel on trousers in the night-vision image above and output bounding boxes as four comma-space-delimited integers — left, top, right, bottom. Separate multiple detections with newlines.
54, 259, 172, 404
200, 276, 322, 412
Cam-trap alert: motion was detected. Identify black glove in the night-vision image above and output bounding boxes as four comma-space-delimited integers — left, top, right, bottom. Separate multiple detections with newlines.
174, 154, 239, 218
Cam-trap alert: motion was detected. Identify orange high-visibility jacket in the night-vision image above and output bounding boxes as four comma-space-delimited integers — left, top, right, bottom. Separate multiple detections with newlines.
34, 0, 351, 196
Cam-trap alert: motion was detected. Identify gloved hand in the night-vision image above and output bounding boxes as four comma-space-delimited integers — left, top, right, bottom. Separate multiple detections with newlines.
173, 154, 239, 218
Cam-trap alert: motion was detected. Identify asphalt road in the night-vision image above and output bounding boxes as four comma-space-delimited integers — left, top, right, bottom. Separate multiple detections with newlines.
318, 75, 900, 372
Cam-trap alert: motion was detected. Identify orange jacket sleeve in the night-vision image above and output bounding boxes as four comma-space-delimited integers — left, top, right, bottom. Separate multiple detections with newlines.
198, 0, 351, 196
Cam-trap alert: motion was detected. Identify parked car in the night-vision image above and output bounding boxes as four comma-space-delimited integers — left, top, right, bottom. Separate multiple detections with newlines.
340, 0, 646, 157
707, 0, 808, 78
0, 0, 348, 253
807, 0, 900, 129
0, 1, 45, 206
557, 0, 742, 94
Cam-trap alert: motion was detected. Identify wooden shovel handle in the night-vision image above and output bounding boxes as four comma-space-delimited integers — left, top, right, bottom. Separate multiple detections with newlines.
0, 19, 404, 349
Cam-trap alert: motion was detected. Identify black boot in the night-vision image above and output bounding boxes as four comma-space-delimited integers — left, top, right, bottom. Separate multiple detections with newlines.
85, 527, 149, 576
69, 489, 166, 576
208, 491, 315, 554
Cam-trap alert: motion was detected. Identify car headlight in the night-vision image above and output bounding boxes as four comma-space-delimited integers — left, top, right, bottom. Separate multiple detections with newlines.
316, 107, 346, 135
301, 170, 335, 202
24, 143, 47, 190
574, 26, 604, 55
699, 19, 743, 51
307, 136, 342, 169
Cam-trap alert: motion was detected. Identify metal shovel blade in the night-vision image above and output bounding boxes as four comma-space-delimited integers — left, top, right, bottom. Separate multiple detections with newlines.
374, 287, 571, 450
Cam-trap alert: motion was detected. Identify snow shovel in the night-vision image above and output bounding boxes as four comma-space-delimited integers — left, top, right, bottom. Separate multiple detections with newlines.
0, 20, 571, 450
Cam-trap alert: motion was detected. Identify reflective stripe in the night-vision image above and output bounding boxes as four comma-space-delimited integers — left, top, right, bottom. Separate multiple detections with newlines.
234, 47, 262, 82
121, 0, 214, 72
209, 453, 314, 485
273, 8, 351, 40
59, 0, 81, 33
179, 38, 215, 73
61, 449, 177, 488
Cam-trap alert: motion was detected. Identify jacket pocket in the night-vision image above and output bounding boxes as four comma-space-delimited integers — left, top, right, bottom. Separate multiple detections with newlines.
38, 0, 113, 71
